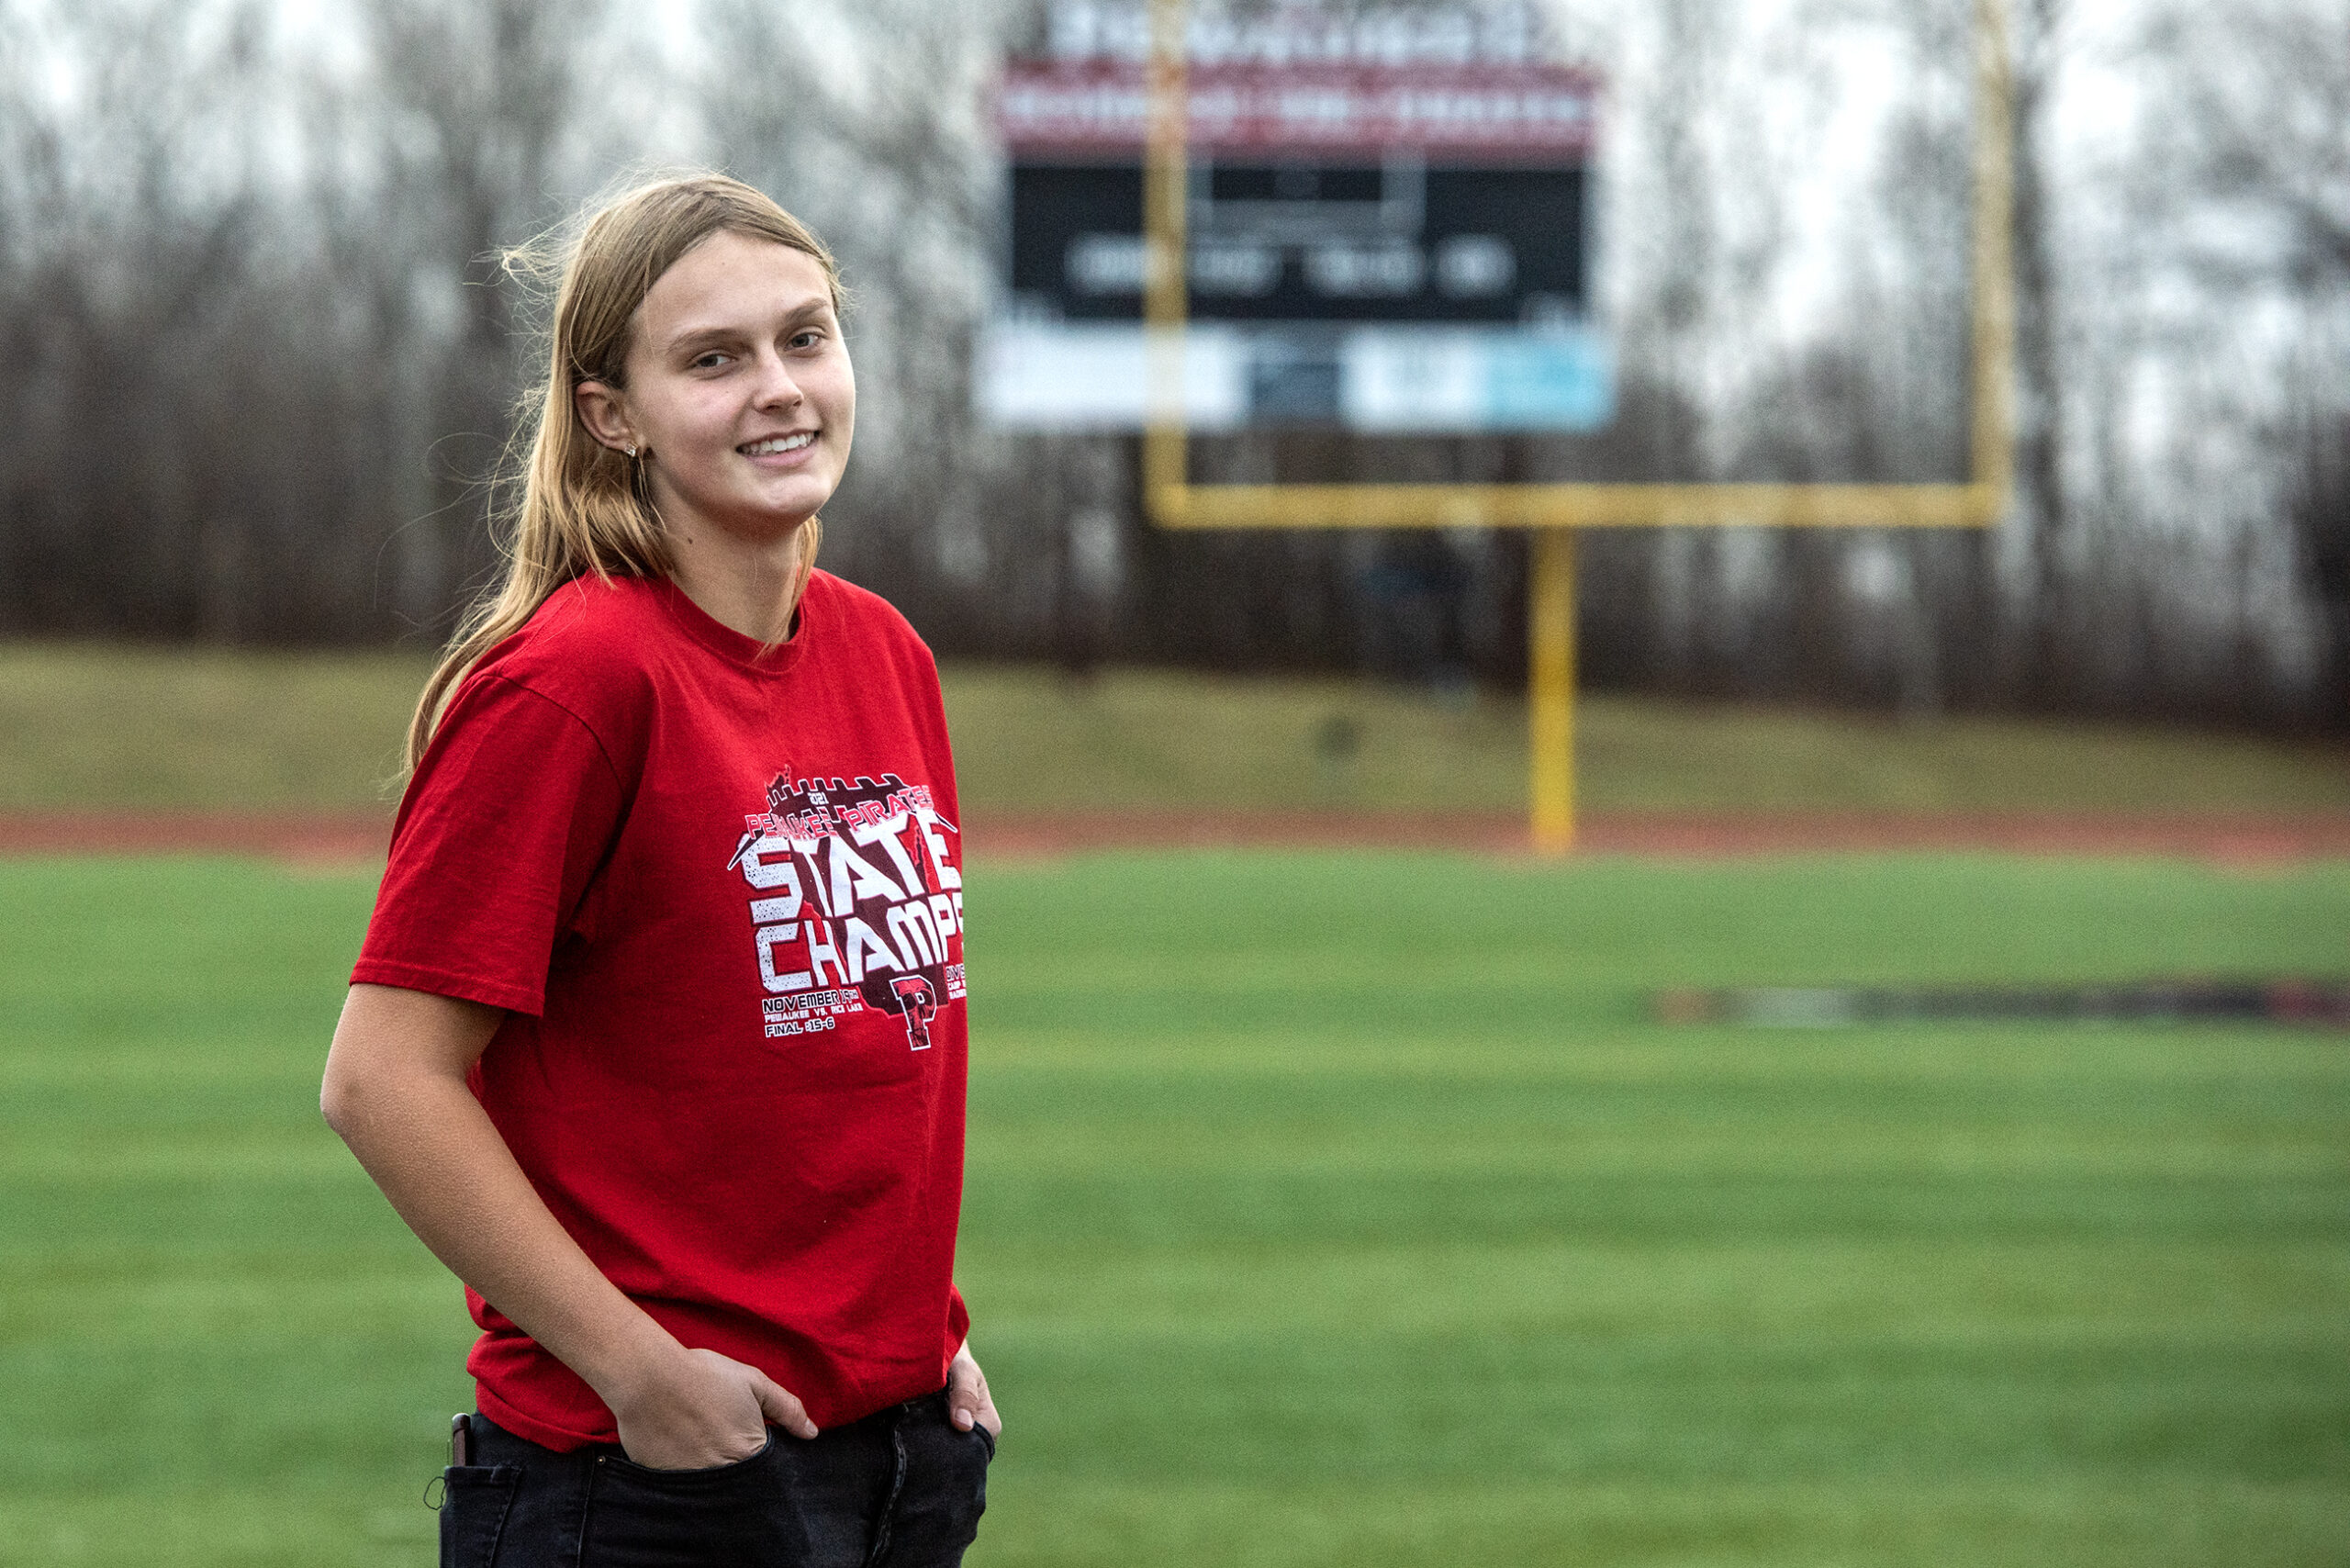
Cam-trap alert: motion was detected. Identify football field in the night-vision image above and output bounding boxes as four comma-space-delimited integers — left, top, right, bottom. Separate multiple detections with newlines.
2, 848, 2344, 1567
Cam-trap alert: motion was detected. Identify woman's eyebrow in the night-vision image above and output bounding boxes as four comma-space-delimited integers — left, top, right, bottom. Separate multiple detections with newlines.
775, 297, 836, 330
663, 324, 744, 356
663, 299, 834, 356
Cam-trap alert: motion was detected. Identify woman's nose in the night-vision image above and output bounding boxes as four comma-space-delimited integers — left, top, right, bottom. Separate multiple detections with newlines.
751, 349, 804, 409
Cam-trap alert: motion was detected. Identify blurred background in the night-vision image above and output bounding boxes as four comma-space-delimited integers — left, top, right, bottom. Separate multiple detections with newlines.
0, 0, 2344, 722
2, 3, 2346, 1567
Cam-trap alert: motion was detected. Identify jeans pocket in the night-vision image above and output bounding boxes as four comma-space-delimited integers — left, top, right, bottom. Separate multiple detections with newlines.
600, 1430, 777, 1488
881, 1406, 989, 1563
440, 1464, 521, 1568
585, 1433, 786, 1567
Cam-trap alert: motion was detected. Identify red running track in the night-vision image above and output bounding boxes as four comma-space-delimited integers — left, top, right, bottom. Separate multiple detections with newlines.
2, 809, 2346, 866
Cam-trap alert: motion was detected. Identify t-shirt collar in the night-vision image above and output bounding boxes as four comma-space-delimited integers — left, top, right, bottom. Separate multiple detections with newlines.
655, 574, 817, 675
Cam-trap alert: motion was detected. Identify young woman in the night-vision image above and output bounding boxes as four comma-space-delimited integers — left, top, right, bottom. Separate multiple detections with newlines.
321, 174, 997, 1568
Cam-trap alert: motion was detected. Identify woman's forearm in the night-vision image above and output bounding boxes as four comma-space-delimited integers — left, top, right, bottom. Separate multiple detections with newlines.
320, 983, 682, 1403
324, 983, 817, 1462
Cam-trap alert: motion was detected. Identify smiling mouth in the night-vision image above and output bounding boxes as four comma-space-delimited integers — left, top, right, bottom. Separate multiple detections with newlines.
740, 432, 816, 456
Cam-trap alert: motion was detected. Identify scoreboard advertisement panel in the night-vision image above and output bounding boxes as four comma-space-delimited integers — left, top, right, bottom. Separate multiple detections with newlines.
979, 5, 1611, 432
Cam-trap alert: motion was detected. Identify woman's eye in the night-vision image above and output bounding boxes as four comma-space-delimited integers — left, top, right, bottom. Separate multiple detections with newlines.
692, 352, 731, 370
789, 331, 824, 351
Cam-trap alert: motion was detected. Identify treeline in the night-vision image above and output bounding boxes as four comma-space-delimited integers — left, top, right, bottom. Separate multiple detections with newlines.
0, 0, 2343, 729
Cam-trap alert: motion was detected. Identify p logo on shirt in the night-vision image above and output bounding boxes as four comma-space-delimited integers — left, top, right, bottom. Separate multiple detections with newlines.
891, 976, 939, 1050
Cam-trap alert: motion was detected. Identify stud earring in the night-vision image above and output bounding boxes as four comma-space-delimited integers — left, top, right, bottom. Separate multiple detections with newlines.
624, 444, 638, 459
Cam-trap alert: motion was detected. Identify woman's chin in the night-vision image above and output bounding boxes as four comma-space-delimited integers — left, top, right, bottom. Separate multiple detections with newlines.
663, 489, 833, 547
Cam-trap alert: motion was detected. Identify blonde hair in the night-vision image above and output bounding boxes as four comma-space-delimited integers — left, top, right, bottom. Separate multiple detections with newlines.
405, 174, 844, 772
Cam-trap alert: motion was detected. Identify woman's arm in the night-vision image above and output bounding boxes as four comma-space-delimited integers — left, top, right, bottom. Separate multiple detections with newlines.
320, 981, 817, 1464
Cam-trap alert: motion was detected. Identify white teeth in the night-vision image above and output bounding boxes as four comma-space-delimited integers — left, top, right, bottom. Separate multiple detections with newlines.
742, 432, 815, 455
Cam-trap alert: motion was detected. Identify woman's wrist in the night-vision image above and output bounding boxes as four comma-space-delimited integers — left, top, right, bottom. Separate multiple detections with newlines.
578, 1315, 692, 1417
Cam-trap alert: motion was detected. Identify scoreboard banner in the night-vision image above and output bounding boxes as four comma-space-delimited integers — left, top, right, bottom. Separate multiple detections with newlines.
995, 59, 1598, 160
979, 320, 1611, 431
979, 4, 1612, 433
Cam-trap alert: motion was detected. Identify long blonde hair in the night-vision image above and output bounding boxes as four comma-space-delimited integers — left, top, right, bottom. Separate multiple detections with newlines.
406, 174, 844, 772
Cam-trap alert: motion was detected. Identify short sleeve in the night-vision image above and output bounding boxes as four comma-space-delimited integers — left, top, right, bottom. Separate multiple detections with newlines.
352, 673, 628, 1017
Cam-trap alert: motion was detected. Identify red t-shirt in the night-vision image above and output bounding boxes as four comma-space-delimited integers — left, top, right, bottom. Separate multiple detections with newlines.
352, 570, 971, 1450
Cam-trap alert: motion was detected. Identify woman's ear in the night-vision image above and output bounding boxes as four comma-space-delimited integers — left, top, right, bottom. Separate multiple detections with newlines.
574, 381, 638, 455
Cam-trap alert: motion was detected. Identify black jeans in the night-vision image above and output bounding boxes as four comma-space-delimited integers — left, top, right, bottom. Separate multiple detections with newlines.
440, 1390, 990, 1568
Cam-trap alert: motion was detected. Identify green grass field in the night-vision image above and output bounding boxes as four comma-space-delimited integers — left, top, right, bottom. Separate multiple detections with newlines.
6, 643, 2347, 814
3, 849, 2344, 1566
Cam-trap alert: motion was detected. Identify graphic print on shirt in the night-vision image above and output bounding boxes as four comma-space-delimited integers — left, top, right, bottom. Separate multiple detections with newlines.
730, 770, 966, 1047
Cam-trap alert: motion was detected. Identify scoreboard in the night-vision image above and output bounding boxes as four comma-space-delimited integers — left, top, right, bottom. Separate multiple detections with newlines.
1010, 162, 1587, 325
979, 5, 1612, 432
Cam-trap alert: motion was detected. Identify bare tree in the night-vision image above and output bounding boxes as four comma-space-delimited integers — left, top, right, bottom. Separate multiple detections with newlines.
2132, 0, 2350, 722
2006, 0, 2076, 700
362, 0, 611, 633
1866, 0, 1994, 712
0, 0, 281, 636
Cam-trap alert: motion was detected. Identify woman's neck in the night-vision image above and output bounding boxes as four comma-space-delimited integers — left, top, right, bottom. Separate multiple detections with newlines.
666, 520, 810, 645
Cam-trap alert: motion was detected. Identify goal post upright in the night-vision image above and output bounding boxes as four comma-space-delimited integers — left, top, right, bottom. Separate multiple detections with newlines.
1967, 0, 2017, 510
1139, 0, 2015, 852
1528, 529, 1577, 853
1142, 0, 1191, 504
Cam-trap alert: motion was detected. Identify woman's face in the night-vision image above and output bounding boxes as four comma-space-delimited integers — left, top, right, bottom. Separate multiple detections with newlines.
582, 230, 856, 543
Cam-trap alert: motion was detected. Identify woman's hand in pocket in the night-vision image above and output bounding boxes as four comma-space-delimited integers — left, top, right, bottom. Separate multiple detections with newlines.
610, 1343, 817, 1469
946, 1340, 1001, 1439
